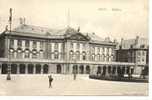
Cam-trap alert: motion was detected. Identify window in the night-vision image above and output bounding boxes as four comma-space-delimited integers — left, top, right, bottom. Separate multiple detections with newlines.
142, 51, 145, 56
25, 50, 30, 58
33, 41, 37, 48
25, 40, 30, 47
83, 43, 86, 49
138, 51, 141, 56
10, 39, 14, 48
32, 50, 37, 59
92, 54, 95, 61
54, 51, 59, 59
55, 43, 58, 50
69, 50, 74, 60
32, 53, 37, 59
70, 42, 73, 49
82, 52, 86, 60
92, 47, 95, 53
97, 54, 100, 61
40, 41, 43, 49
97, 47, 100, 53
16, 49, 22, 58
77, 43, 80, 49
104, 48, 107, 55
140, 45, 145, 48
18, 40, 22, 47
109, 48, 112, 56
142, 58, 144, 62
39, 51, 43, 59
76, 51, 80, 60
100, 48, 103, 54
10, 50, 14, 58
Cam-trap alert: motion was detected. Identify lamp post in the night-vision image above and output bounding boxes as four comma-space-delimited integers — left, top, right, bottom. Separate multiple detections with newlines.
6, 8, 13, 80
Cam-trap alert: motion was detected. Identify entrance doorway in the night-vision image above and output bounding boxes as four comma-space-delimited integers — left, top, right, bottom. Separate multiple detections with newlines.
57, 64, 62, 74
36, 64, 41, 74
86, 65, 90, 74
11, 64, 17, 74
2, 64, 8, 74
19, 64, 25, 74
43, 64, 48, 74
28, 64, 34, 74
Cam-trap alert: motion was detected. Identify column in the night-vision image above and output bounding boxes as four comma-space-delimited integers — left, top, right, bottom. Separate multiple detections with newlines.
33, 64, 36, 74
115, 66, 118, 76
41, 64, 43, 74
17, 64, 20, 74
124, 66, 127, 75
25, 64, 28, 74
105, 66, 109, 77
0, 64, 1, 74
83, 65, 86, 74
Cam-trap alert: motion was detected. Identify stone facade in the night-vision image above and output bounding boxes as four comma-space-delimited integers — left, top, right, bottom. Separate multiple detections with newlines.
0, 24, 148, 77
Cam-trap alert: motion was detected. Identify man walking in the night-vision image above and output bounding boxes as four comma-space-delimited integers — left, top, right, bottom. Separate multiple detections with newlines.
48, 74, 53, 88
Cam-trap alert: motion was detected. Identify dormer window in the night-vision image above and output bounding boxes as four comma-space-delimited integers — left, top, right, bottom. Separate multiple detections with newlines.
130, 45, 133, 48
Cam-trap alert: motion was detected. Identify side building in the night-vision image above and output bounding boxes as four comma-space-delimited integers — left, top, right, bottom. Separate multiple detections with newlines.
116, 36, 149, 76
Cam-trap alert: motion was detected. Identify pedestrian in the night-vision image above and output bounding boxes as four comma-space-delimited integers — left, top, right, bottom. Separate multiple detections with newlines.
48, 74, 53, 88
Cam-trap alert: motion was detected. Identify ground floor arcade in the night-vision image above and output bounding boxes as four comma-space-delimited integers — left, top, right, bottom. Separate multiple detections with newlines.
0, 61, 147, 77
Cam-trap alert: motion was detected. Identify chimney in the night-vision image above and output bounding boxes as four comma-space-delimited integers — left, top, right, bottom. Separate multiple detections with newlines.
77, 26, 80, 32
121, 38, 124, 45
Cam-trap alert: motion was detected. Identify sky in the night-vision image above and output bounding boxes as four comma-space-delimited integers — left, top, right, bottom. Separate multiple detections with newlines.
0, 0, 148, 41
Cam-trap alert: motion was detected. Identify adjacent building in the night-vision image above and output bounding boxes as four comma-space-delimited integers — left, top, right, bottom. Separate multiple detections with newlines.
116, 36, 149, 76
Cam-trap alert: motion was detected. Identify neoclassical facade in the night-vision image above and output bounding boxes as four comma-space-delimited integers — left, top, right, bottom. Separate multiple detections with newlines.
0, 24, 139, 76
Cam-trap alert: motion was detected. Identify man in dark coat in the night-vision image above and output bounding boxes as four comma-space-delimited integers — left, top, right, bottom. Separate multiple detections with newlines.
48, 74, 53, 88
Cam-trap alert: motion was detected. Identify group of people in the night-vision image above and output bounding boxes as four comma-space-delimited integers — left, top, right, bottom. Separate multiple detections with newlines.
48, 73, 77, 88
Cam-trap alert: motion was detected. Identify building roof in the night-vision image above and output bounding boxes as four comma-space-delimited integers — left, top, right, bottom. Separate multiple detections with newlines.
120, 36, 148, 49
2, 24, 116, 45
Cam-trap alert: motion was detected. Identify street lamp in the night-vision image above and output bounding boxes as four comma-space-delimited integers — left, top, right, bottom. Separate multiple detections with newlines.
6, 8, 13, 80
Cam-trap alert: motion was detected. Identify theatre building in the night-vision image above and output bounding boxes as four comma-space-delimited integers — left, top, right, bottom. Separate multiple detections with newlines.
0, 23, 140, 76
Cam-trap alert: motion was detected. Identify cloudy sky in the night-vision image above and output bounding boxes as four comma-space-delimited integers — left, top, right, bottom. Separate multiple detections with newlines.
0, 0, 148, 41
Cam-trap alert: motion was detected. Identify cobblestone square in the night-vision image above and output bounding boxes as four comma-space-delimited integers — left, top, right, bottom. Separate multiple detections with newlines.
0, 74, 148, 96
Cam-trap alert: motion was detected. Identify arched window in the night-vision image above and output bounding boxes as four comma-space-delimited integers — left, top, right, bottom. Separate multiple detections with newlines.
32, 49, 37, 59
39, 50, 43, 59
10, 49, 14, 58
82, 51, 86, 60
76, 51, 80, 60
54, 50, 59, 59
69, 50, 74, 60
25, 49, 30, 58
92, 54, 95, 61
97, 54, 100, 61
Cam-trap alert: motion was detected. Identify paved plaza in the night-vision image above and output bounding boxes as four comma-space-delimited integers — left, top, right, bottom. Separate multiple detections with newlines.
0, 74, 148, 96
